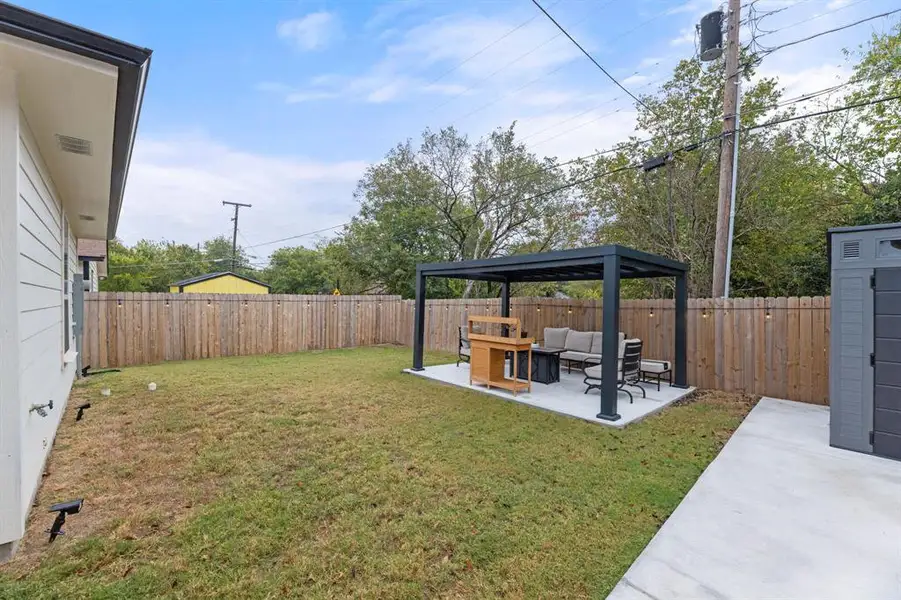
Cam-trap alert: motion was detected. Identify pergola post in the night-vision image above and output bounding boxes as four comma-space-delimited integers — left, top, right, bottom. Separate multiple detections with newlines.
412, 268, 426, 371
598, 254, 621, 421
674, 271, 688, 387
500, 279, 510, 318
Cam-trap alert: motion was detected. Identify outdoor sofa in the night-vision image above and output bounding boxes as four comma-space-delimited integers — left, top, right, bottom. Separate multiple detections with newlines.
542, 327, 625, 373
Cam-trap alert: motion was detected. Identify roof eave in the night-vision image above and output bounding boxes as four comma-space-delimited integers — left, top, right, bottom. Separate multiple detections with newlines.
0, 1, 152, 241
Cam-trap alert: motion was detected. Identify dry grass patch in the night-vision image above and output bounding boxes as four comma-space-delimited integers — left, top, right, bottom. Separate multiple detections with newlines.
0, 347, 755, 599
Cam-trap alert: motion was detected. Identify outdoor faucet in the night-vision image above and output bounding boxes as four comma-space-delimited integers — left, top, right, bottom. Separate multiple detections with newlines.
29, 400, 54, 417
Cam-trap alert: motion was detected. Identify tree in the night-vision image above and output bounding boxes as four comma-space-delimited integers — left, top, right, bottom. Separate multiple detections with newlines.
102, 236, 258, 292
332, 124, 581, 298
263, 246, 334, 294
577, 56, 848, 297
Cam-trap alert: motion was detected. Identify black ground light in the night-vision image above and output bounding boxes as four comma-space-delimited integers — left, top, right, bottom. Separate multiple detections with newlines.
47, 499, 83, 543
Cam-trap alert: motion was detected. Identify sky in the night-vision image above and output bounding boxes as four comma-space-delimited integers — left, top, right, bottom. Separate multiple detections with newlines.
16, 0, 901, 264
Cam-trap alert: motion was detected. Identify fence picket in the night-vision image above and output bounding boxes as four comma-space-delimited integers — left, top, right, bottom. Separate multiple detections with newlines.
81, 293, 832, 404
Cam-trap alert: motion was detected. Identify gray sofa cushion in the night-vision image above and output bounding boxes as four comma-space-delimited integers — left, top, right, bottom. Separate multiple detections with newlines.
564, 330, 593, 353
584, 364, 624, 380
641, 360, 670, 372
590, 332, 603, 354
560, 351, 595, 363
544, 327, 569, 349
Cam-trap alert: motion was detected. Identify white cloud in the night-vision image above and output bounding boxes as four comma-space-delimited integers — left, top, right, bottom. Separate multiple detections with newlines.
366, 0, 424, 31
277, 12, 341, 51
826, 0, 852, 10
119, 135, 368, 251
264, 11, 580, 106
669, 28, 696, 47
286, 90, 340, 103
638, 56, 663, 69
515, 108, 641, 161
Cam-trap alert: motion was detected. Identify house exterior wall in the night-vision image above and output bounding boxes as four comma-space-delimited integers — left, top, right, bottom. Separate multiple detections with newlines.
0, 68, 22, 556
17, 110, 77, 512
171, 274, 269, 294
0, 76, 78, 554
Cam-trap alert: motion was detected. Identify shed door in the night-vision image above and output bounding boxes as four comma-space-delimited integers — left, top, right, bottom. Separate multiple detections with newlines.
873, 268, 901, 459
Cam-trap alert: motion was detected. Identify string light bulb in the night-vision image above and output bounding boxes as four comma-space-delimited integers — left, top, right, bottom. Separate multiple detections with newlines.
649, 310, 655, 318
766, 310, 772, 320
702, 309, 708, 318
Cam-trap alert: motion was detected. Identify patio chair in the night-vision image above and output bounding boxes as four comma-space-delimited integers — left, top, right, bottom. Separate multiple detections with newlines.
457, 326, 471, 367
582, 339, 646, 403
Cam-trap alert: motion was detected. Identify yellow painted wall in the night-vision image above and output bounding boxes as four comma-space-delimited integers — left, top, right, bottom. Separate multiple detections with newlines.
169, 274, 268, 294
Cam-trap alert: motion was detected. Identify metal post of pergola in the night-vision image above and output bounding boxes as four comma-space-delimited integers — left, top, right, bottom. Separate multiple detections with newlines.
411, 245, 690, 420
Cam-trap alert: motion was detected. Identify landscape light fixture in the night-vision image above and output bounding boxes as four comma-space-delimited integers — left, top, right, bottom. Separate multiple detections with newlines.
75, 403, 91, 421
47, 499, 83, 543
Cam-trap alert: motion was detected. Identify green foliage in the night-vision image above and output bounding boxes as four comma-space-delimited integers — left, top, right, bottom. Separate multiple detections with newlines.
102, 236, 257, 292
328, 125, 582, 298
263, 246, 334, 294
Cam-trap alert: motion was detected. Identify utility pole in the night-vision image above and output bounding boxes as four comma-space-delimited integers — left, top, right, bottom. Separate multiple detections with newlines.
222, 201, 251, 271
711, 0, 741, 298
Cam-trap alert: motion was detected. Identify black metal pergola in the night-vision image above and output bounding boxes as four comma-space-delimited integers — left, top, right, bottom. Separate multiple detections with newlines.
411, 245, 690, 421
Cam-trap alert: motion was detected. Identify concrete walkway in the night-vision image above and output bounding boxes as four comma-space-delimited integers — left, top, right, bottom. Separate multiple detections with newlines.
609, 398, 901, 600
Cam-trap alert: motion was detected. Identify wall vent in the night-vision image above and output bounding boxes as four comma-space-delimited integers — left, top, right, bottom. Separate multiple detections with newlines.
78, 214, 95, 221
55, 134, 93, 156
841, 240, 861, 260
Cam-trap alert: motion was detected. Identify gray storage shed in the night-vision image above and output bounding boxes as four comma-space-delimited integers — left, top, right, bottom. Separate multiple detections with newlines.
829, 223, 901, 460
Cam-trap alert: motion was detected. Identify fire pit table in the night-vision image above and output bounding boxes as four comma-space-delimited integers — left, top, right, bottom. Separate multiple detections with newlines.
510, 347, 564, 385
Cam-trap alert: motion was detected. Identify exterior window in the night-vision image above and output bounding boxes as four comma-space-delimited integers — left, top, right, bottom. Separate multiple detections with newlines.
62, 217, 69, 353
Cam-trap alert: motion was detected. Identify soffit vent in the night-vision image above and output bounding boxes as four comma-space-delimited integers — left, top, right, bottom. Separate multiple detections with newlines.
55, 134, 93, 156
841, 240, 861, 260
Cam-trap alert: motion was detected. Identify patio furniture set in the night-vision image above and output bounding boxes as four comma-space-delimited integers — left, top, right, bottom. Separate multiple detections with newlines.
458, 321, 673, 403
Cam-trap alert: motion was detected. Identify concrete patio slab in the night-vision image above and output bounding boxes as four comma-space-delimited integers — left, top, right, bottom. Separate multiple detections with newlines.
404, 362, 694, 428
608, 398, 901, 600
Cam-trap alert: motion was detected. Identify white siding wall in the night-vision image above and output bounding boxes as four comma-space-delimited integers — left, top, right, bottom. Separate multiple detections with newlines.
90, 260, 99, 292
17, 113, 76, 514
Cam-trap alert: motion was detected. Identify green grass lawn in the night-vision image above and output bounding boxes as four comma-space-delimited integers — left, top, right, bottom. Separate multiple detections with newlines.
0, 347, 754, 599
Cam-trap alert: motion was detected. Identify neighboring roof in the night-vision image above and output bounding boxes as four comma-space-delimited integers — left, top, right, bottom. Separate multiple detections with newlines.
77, 238, 106, 260
418, 245, 688, 283
171, 271, 271, 290
0, 2, 152, 239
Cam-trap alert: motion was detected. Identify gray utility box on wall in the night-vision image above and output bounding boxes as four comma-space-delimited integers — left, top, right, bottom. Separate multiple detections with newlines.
829, 223, 901, 460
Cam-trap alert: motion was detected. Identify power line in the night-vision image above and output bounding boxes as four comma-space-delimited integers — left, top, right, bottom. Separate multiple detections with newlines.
755, 0, 876, 38
441, 3, 674, 130
235, 92, 901, 256
519, 76, 667, 144
245, 223, 347, 249
422, 0, 568, 89
758, 8, 901, 53
530, 0, 660, 119
448, 91, 901, 223
109, 258, 230, 271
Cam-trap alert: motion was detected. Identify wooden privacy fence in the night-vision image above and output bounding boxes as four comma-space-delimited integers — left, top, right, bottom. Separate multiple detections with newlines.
82, 293, 401, 368
82, 293, 831, 405
393, 296, 831, 405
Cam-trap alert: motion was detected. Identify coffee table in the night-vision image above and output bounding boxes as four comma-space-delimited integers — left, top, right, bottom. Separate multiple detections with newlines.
510, 347, 564, 384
